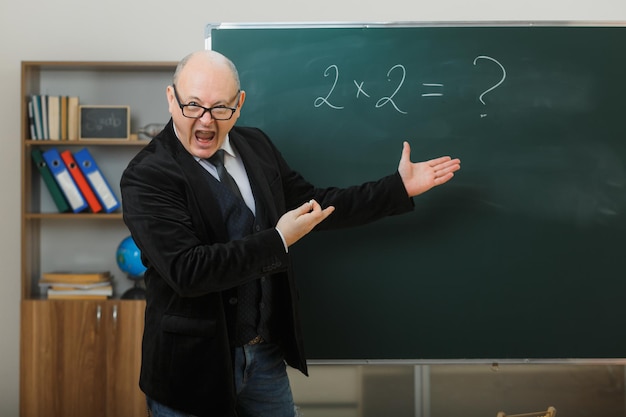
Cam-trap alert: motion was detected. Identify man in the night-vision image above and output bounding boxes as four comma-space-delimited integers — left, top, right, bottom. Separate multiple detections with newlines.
121, 50, 460, 417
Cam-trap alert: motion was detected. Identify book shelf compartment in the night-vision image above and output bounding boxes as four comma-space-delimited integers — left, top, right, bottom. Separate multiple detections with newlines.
26, 144, 139, 216
21, 61, 177, 300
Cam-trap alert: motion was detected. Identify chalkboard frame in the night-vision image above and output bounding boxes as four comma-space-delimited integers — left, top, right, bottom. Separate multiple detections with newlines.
205, 22, 626, 363
79, 105, 130, 140
205, 20, 626, 47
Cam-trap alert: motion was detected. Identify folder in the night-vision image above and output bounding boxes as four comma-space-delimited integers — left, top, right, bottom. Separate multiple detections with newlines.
31, 148, 70, 213
73, 147, 120, 213
60, 150, 103, 213
41, 148, 87, 213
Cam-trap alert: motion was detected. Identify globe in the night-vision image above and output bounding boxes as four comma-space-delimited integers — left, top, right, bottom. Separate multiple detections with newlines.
116, 236, 147, 277
116, 236, 147, 299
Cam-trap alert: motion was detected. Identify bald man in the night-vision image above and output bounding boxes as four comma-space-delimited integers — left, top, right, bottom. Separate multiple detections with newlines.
121, 50, 460, 417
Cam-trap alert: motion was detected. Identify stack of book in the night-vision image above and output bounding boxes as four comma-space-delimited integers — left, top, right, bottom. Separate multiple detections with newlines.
39, 271, 114, 300
28, 94, 80, 141
31, 147, 120, 214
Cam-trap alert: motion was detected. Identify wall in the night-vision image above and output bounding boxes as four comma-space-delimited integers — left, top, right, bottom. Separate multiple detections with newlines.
1, 0, 625, 415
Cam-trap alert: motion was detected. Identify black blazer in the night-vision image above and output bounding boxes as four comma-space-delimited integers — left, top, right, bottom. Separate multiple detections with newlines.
120, 121, 414, 416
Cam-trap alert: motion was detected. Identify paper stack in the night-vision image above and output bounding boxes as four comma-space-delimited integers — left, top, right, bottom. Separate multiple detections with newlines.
39, 271, 113, 300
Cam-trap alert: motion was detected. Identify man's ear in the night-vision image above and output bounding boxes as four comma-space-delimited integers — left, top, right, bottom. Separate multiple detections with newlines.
237, 90, 246, 110
166, 85, 176, 115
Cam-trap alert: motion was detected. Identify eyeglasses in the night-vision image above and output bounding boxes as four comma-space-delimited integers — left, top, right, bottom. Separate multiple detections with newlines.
173, 84, 240, 120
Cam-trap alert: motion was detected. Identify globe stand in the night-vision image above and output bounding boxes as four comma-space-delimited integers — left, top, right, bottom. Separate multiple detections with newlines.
121, 275, 146, 300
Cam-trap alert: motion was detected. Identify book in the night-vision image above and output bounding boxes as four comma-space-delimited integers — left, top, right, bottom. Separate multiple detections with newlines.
41, 282, 112, 291
41, 271, 111, 284
46, 284, 113, 300
60, 150, 103, 213
47, 293, 110, 300
73, 148, 120, 212
27, 99, 36, 140
60, 96, 68, 140
48, 284, 113, 293
67, 96, 79, 140
41, 147, 87, 213
31, 148, 71, 213
30, 95, 43, 140
41, 281, 112, 291
47, 95, 61, 140
40, 271, 113, 299
40, 94, 49, 139
43, 283, 113, 299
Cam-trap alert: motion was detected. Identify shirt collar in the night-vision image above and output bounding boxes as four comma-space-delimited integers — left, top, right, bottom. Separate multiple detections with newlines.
221, 135, 236, 159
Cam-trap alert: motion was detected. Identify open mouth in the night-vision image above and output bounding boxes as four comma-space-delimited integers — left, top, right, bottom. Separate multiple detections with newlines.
195, 130, 216, 143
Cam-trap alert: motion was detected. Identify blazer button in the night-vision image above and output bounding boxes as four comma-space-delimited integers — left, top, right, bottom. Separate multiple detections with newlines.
229, 297, 238, 305
255, 225, 261, 232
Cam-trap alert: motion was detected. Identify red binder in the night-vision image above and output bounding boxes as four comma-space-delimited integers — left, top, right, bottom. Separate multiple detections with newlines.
60, 150, 103, 213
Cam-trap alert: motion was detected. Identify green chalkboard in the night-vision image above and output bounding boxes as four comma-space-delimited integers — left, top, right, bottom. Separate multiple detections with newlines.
209, 23, 626, 360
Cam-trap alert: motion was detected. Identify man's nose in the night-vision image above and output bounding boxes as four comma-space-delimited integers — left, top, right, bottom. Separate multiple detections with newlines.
199, 110, 215, 124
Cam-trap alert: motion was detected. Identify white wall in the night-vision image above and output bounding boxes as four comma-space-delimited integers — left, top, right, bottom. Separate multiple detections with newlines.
1, 1, 625, 415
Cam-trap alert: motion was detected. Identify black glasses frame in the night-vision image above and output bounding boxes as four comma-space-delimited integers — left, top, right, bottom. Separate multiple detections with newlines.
172, 84, 240, 120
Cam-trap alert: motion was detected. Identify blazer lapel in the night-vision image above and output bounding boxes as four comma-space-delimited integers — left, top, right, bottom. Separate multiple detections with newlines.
172, 140, 230, 241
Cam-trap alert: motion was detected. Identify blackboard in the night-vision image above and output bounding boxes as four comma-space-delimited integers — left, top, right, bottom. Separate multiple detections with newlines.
79, 105, 130, 139
208, 23, 626, 360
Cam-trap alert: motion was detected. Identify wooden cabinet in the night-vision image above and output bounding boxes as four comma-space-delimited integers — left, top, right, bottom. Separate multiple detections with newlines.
20, 300, 146, 417
19, 61, 176, 416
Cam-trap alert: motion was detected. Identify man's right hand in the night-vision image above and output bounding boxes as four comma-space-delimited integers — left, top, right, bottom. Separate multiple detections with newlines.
276, 199, 335, 247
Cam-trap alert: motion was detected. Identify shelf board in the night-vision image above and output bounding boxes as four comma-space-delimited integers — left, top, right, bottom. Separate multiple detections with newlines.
24, 139, 151, 146
23, 61, 177, 72
25, 213, 123, 220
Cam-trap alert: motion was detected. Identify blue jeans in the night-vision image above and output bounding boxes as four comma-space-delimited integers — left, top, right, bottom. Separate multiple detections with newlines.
147, 343, 296, 417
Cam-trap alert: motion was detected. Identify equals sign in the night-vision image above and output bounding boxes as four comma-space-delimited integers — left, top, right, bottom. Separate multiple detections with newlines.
421, 83, 443, 97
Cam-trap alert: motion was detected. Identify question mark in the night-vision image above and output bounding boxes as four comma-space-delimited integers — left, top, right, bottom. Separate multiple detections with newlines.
473, 55, 506, 118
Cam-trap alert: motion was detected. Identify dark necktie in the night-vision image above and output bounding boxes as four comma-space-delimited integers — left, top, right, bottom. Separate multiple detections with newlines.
209, 149, 243, 200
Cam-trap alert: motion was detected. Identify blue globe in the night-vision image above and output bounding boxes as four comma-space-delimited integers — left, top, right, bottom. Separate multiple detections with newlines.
116, 236, 147, 278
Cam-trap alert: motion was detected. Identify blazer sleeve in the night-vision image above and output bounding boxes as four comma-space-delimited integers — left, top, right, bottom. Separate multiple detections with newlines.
121, 141, 289, 298
252, 128, 415, 230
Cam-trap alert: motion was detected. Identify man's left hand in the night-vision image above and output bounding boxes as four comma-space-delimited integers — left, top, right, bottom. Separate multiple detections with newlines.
398, 141, 461, 197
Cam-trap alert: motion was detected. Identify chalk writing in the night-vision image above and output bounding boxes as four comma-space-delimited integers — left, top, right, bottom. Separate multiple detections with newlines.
314, 56, 506, 118
374, 64, 408, 114
473, 55, 507, 118
313, 64, 344, 109
421, 83, 444, 97
84, 112, 123, 131
353, 80, 370, 98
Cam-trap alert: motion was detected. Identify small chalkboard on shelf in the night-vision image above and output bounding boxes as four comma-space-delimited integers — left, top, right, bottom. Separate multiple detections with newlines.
79, 105, 130, 140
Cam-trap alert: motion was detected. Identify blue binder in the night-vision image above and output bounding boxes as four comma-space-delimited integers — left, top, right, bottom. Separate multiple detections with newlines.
41, 148, 87, 213
73, 148, 120, 213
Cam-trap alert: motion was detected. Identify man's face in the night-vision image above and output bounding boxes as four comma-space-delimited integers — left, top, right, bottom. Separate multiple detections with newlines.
167, 58, 244, 159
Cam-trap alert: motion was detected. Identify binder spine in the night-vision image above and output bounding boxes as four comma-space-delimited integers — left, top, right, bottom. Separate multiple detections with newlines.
41, 148, 87, 213
73, 148, 120, 213
60, 150, 103, 213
